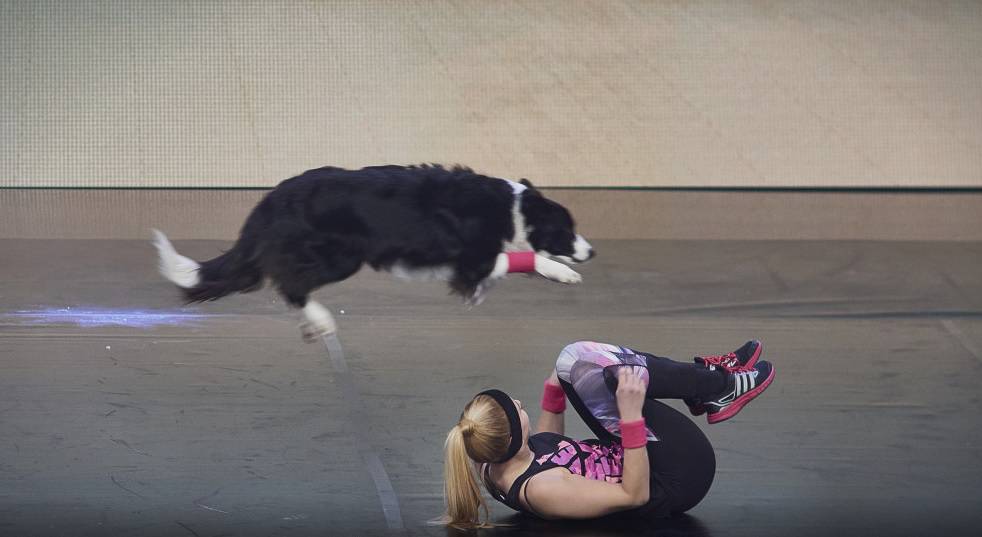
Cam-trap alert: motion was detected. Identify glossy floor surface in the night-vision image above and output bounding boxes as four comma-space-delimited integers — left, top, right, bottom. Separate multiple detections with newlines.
2, 238, 981, 536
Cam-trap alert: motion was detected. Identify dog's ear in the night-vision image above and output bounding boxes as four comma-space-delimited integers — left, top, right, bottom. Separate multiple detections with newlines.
519, 178, 541, 196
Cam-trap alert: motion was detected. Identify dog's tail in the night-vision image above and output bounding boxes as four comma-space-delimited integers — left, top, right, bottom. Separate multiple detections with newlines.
152, 229, 263, 302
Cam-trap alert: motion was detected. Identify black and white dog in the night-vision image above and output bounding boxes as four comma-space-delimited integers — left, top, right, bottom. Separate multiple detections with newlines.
153, 164, 593, 341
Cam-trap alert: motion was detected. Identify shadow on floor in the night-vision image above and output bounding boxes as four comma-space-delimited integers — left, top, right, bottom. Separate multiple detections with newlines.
441, 512, 711, 537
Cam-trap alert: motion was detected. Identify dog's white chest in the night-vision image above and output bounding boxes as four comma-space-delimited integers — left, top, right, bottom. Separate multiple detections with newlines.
505, 180, 531, 251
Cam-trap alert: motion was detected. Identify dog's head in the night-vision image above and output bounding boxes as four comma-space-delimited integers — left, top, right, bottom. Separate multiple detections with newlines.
518, 179, 594, 264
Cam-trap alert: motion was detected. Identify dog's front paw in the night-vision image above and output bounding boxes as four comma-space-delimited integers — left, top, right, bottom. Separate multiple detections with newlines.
535, 257, 582, 284
465, 282, 488, 307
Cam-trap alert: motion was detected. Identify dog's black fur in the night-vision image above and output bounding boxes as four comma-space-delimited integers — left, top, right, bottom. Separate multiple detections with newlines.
180, 164, 581, 308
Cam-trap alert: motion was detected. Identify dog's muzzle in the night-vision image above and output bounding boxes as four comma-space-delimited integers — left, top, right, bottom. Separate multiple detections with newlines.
571, 235, 594, 263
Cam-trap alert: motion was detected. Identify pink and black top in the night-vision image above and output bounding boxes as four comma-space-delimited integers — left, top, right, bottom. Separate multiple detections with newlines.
482, 431, 626, 514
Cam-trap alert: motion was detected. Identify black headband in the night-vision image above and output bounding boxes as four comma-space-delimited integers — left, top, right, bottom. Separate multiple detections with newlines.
475, 389, 523, 463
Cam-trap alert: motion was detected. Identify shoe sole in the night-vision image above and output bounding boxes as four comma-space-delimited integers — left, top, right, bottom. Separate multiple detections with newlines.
706, 363, 775, 424
688, 341, 763, 416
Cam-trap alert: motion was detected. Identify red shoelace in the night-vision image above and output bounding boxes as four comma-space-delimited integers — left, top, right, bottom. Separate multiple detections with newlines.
699, 352, 742, 371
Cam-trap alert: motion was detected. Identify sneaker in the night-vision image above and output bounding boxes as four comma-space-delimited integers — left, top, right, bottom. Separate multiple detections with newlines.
685, 340, 762, 416
704, 361, 775, 424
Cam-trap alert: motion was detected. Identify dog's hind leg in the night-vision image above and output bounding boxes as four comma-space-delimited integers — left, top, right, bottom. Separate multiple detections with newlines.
300, 300, 337, 342
281, 290, 341, 342
275, 247, 364, 342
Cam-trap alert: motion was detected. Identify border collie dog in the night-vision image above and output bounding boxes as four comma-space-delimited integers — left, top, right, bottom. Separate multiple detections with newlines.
153, 164, 593, 341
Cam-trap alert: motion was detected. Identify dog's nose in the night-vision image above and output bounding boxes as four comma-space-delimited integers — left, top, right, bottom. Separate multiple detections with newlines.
587, 249, 596, 260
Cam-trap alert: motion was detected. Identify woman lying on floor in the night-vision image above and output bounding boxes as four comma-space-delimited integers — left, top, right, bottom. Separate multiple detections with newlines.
439, 340, 775, 529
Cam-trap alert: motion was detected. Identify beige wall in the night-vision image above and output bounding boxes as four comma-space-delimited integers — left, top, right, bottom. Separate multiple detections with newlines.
2, 189, 980, 241
3, 1, 981, 188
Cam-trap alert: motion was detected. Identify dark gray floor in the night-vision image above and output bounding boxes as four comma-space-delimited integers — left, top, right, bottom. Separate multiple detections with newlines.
2, 239, 982, 537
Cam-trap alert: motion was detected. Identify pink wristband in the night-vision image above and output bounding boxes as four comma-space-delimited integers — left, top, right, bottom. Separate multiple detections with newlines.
506, 251, 536, 273
619, 419, 647, 449
541, 381, 566, 413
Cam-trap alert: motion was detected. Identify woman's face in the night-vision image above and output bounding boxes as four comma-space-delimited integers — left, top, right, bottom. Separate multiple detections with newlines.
512, 398, 530, 442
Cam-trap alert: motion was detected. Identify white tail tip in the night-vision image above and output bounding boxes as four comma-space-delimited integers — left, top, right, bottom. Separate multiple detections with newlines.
151, 228, 201, 288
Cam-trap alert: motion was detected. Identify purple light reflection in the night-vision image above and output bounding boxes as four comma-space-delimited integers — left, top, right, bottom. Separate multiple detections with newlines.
3, 307, 218, 328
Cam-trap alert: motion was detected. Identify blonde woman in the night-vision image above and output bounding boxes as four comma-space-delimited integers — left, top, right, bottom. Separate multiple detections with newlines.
441, 340, 774, 528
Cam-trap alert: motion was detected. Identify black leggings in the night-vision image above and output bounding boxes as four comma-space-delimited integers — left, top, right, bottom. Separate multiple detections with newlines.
555, 342, 718, 517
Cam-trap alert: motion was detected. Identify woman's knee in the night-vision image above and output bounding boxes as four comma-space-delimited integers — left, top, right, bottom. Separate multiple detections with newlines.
556, 341, 595, 368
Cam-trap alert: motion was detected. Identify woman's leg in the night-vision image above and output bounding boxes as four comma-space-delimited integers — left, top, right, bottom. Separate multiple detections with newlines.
557, 378, 716, 517
555, 341, 645, 442
638, 352, 727, 400
558, 376, 618, 442
555, 341, 729, 439
639, 400, 716, 516
554, 342, 717, 516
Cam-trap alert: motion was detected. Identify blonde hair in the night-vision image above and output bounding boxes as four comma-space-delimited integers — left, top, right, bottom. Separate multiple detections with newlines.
438, 394, 512, 529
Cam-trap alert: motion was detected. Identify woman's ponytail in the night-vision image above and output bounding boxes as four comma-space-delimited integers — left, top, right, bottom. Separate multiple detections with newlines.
441, 423, 492, 529
435, 395, 512, 529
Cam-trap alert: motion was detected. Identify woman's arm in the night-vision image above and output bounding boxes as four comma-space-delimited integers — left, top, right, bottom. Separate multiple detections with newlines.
535, 370, 565, 435
610, 369, 649, 504
521, 466, 648, 519
524, 369, 650, 519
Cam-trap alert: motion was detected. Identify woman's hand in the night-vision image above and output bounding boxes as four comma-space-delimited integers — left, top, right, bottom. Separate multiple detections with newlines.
545, 368, 560, 387
615, 368, 645, 422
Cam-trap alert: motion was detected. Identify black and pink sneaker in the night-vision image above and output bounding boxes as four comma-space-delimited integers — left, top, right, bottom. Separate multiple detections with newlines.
685, 340, 762, 416
704, 361, 775, 424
